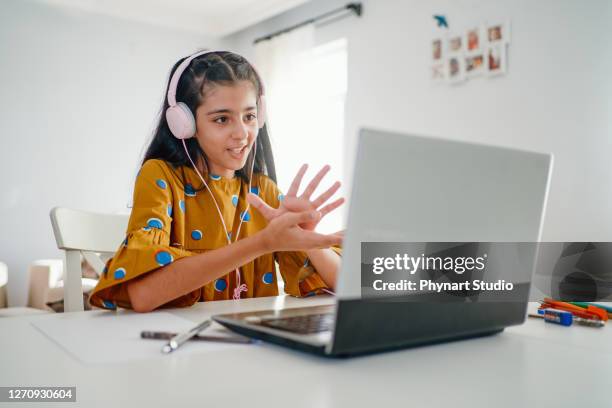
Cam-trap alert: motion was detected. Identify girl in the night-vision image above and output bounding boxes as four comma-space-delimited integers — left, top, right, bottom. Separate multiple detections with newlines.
89, 50, 344, 312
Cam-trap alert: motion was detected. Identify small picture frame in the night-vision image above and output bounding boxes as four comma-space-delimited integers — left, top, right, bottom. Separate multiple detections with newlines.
448, 33, 464, 53
432, 38, 443, 61
486, 21, 511, 44
465, 26, 483, 53
431, 63, 446, 82
447, 54, 465, 83
486, 43, 507, 76
465, 54, 485, 78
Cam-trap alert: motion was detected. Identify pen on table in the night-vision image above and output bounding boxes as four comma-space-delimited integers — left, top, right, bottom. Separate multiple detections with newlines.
540, 298, 608, 321
161, 319, 211, 354
142, 330, 252, 344
568, 301, 612, 319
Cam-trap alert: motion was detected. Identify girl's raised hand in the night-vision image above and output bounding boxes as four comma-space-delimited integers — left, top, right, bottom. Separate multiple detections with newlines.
247, 164, 345, 231
259, 210, 343, 252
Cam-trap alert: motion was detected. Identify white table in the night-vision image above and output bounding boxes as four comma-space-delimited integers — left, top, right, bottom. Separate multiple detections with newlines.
1, 296, 610, 408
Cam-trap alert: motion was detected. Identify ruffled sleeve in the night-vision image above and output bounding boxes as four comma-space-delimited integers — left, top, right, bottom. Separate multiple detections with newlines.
276, 250, 338, 297
257, 175, 342, 297
89, 160, 199, 310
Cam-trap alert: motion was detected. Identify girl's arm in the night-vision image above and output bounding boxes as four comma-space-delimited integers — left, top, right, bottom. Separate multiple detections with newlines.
127, 234, 265, 312
128, 210, 339, 312
304, 248, 341, 290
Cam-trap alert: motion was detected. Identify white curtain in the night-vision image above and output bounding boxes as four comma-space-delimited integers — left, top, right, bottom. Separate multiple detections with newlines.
255, 25, 347, 233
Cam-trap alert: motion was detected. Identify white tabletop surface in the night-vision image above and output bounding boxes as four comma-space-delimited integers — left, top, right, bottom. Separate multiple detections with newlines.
1, 296, 610, 408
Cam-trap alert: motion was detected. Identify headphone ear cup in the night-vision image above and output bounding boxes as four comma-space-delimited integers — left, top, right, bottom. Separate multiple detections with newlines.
257, 95, 266, 129
166, 102, 196, 139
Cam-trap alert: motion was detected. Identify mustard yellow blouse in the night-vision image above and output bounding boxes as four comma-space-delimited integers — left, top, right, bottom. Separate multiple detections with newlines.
89, 159, 333, 310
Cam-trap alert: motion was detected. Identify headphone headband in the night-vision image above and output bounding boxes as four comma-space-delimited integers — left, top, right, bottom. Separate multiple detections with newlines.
165, 50, 266, 139
167, 50, 222, 107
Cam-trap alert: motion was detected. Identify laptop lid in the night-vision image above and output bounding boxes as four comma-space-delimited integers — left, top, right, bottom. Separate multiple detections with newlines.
328, 128, 552, 355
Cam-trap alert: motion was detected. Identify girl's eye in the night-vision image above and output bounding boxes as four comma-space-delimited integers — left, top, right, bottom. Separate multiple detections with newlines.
214, 116, 228, 124
246, 113, 257, 121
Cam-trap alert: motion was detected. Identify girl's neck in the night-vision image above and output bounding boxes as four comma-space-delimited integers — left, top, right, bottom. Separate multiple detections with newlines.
196, 156, 235, 179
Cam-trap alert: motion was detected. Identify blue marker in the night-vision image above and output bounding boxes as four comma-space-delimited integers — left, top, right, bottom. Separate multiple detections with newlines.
531, 308, 604, 327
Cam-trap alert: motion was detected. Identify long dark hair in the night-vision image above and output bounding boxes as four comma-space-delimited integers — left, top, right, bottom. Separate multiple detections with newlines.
142, 51, 276, 186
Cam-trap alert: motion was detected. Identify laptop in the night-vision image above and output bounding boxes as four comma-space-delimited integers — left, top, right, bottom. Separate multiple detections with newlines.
213, 128, 553, 357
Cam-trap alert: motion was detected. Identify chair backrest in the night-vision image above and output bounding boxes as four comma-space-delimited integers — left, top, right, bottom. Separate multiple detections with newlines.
50, 207, 129, 312
0, 261, 7, 308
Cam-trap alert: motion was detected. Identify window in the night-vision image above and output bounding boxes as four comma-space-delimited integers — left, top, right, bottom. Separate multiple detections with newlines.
257, 35, 348, 233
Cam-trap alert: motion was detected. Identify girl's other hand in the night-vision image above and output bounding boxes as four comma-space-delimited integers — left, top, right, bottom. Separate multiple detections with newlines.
247, 164, 344, 231
259, 210, 343, 252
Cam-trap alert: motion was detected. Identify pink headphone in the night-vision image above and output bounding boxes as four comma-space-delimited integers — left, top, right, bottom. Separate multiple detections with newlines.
165, 50, 267, 139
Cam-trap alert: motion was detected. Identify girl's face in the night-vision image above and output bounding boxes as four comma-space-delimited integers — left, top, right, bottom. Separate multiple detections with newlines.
194, 80, 259, 178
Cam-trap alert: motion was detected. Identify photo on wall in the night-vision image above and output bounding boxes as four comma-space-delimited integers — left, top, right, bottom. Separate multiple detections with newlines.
447, 54, 465, 83
430, 18, 510, 84
448, 33, 463, 53
486, 20, 511, 44
465, 25, 484, 53
486, 43, 507, 76
465, 54, 485, 78
432, 38, 443, 61
431, 63, 446, 82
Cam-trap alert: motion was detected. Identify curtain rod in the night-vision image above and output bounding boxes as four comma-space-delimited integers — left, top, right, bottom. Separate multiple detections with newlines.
253, 2, 362, 45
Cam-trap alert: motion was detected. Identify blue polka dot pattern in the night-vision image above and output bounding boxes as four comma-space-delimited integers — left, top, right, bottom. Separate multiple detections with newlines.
240, 210, 251, 222
250, 186, 259, 195
156, 179, 167, 189
114, 268, 126, 280
214, 279, 227, 292
123, 237, 128, 246
167, 204, 172, 217
142, 226, 152, 231
155, 250, 173, 266
278, 193, 285, 202
303, 258, 310, 267
191, 229, 203, 240
146, 218, 163, 229
262, 272, 274, 284
185, 184, 196, 197
102, 300, 116, 309
210, 174, 221, 181
227, 232, 232, 241
231, 195, 238, 207
179, 200, 185, 213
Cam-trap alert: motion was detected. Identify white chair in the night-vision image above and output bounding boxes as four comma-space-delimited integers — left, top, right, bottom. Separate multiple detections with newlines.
27, 259, 100, 311
0, 262, 52, 317
50, 207, 129, 312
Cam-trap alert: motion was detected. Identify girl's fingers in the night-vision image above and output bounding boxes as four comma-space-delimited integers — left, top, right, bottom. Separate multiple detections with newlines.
331, 229, 346, 238
301, 164, 331, 200
286, 164, 308, 197
312, 181, 341, 208
329, 233, 344, 243
318, 198, 345, 217
270, 215, 342, 250
279, 209, 321, 228
247, 193, 276, 220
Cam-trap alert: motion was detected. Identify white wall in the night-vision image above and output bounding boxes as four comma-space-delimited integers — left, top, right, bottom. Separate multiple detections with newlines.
0, 0, 222, 306
2, 0, 611, 306
226, 0, 612, 241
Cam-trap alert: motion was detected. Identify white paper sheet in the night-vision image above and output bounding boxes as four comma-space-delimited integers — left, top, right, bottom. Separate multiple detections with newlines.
31, 312, 247, 364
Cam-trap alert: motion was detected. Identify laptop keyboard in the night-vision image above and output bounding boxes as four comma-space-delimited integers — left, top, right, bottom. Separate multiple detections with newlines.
259, 313, 334, 334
